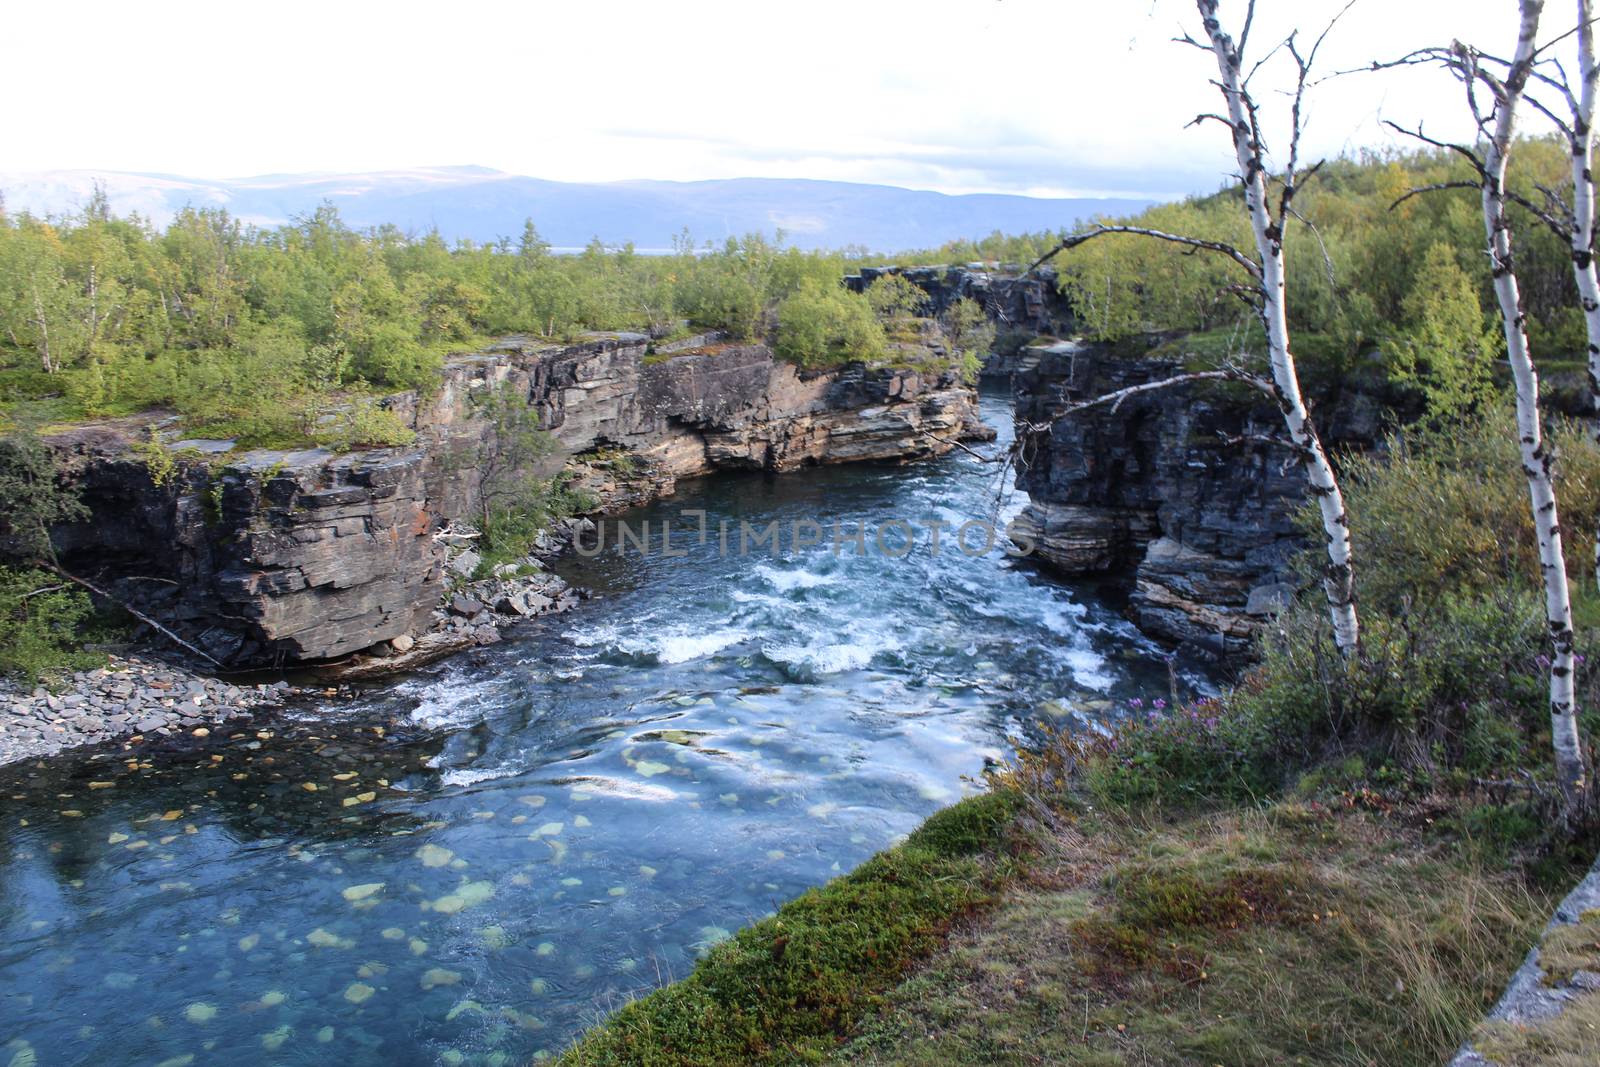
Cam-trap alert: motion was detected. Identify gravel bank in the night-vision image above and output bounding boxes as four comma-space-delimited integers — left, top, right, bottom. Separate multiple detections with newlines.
0, 655, 291, 766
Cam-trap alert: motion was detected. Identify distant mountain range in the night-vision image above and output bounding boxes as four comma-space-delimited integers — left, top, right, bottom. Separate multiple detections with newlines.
0, 166, 1154, 253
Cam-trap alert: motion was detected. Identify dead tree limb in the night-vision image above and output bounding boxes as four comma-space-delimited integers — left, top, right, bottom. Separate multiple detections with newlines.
42, 562, 223, 667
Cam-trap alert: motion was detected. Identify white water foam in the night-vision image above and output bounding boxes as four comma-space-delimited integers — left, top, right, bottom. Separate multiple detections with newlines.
439, 765, 518, 788
408, 673, 496, 728
762, 629, 903, 680
639, 627, 750, 664
730, 590, 794, 611
566, 620, 628, 649
1065, 648, 1114, 691
753, 564, 837, 593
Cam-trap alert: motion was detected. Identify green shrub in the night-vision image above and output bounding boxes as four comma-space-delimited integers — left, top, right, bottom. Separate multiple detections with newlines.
478, 473, 598, 574
1386, 243, 1500, 421
867, 275, 932, 346
940, 297, 994, 383
0, 431, 88, 562
0, 566, 103, 684
1315, 407, 1600, 618
774, 282, 885, 368
130, 428, 201, 488
312, 399, 417, 452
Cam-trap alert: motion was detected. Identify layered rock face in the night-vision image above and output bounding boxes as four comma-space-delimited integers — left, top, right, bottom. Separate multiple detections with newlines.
845, 265, 1076, 339
49, 334, 982, 667
1011, 341, 1405, 660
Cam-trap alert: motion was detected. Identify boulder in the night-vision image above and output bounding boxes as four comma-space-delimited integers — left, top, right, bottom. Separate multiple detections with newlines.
448, 594, 485, 618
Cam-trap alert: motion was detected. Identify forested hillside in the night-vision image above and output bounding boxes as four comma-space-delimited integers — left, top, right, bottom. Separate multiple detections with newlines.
904, 142, 1588, 404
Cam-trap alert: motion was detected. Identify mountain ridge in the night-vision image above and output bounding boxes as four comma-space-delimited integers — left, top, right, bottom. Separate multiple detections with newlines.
0, 167, 1155, 252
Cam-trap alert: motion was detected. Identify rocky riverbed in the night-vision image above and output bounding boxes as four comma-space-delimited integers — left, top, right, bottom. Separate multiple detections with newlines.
0, 655, 290, 765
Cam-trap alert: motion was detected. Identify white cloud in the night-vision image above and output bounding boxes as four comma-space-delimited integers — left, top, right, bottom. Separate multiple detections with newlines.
0, 0, 1548, 198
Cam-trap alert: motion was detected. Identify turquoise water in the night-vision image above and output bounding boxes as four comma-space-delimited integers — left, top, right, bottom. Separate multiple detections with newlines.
0, 391, 1209, 1066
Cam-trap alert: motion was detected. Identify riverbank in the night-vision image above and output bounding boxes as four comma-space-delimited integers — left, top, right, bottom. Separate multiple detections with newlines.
0, 653, 293, 765
0, 520, 594, 764
557, 778, 1590, 1067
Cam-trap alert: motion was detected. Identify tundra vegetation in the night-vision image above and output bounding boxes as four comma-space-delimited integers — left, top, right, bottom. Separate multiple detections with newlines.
0, 206, 954, 444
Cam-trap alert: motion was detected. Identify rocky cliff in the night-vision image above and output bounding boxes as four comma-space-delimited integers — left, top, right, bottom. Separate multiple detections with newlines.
1010, 340, 1408, 661
47, 334, 983, 668
845, 266, 1076, 341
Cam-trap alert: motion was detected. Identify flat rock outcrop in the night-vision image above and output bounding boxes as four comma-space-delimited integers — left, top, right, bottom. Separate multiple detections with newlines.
46, 334, 981, 668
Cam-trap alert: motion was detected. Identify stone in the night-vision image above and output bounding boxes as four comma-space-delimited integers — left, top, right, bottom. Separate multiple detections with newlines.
448, 594, 484, 618
1245, 582, 1295, 617
448, 550, 481, 579
1013, 342, 1415, 660
390, 633, 415, 653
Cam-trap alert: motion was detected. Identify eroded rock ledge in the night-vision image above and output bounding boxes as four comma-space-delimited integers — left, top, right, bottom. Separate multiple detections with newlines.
46, 333, 982, 669
1010, 340, 1407, 661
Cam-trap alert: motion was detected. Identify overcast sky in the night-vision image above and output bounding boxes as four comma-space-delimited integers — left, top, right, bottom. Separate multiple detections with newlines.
5, 0, 1543, 200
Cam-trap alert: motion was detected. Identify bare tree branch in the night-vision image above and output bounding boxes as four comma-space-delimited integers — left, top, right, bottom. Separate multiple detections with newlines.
1021, 369, 1276, 434
1381, 119, 1487, 172
1388, 180, 1482, 209
42, 563, 223, 666
1286, 204, 1339, 292
1023, 225, 1262, 281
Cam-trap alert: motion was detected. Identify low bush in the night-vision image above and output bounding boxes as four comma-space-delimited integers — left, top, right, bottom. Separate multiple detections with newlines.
0, 566, 103, 684
774, 282, 886, 368
477, 474, 597, 575
312, 399, 417, 452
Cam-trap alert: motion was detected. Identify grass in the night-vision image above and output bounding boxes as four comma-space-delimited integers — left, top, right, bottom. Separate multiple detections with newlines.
557, 791, 1022, 1066
833, 796, 1570, 1067
1476, 993, 1600, 1066
556, 776, 1585, 1067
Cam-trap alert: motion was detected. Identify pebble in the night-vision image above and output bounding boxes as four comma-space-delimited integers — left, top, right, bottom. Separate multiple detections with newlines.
0, 654, 292, 766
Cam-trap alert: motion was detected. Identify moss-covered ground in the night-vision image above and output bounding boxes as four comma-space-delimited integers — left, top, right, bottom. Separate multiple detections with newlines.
556, 782, 1585, 1066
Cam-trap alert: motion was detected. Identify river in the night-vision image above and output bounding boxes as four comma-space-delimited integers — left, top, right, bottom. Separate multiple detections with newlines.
0, 389, 1208, 1066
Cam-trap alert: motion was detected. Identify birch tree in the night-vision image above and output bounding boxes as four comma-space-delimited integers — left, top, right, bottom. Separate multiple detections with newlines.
1456, 0, 1600, 595
1027, 0, 1362, 657
1383, 0, 1588, 805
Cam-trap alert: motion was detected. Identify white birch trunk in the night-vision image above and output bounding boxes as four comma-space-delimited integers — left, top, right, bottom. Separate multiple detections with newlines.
30, 280, 53, 375
1482, 0, 1588, 804
1198, 0, 1360, 656
1572, 0, 1600, 594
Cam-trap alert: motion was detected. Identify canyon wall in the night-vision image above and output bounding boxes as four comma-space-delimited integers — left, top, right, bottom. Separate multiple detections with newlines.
845, 265, 1076, 340
46, 333, 983, 667
1009, 341, 1410, 661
